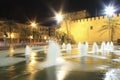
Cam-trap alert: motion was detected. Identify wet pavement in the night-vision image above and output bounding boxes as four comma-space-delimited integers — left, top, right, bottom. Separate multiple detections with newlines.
0, 48, 120, 80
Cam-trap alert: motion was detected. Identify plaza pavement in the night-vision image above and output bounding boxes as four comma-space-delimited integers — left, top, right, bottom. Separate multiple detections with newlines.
0, 48, 26, 67
1, 44, 120, 67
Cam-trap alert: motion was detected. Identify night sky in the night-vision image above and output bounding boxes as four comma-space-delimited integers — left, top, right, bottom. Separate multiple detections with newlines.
0, 0, 120, 24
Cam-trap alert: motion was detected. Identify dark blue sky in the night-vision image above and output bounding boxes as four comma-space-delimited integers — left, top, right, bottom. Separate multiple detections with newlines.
0, 0, 119, 24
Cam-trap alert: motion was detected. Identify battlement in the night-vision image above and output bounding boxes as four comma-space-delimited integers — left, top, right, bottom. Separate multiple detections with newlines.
74, 13, 120, 22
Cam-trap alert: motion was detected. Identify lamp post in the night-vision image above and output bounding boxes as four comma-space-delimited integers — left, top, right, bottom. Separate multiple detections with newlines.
104, 5, 115, 42
31, 22, 36, 43
55, 13, 63, 24
55, 13, 69, 43
55, 13, 63, 40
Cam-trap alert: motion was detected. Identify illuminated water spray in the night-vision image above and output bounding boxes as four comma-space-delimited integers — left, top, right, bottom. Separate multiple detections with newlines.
104, 69, 120, 80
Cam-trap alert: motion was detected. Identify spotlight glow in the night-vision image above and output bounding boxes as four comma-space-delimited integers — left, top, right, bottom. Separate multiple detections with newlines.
105, 6, 115, 17
104, 4, 116, 17
55, 13, 63, 24
31, 22, 36, 27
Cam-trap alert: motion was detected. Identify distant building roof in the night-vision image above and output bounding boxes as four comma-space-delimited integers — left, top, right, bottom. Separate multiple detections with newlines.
64, 10, 89, 20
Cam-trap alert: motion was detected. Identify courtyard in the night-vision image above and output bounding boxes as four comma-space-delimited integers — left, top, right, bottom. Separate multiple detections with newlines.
0, 43, 120, 80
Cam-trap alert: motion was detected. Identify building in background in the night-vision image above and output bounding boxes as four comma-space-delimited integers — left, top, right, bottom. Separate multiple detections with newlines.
59, 11, 120, 44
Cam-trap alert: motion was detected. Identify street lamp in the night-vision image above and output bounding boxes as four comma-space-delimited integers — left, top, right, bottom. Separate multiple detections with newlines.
104, 5, 115, 41
55, 13, 65, 42
55, 13, 69, 43
31, 22, 37, 43
31, 22, 36, 27
55, 13, 63, 38
55, 13, 63, 24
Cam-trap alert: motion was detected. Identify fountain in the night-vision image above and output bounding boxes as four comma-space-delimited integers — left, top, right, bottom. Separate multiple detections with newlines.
25, 45, 31, 62
100, 41, 115, 56
78, 43, 87, 56
100, 41, 114, 52
109, 41, 114, 52
104, 69, 120, 80
47, 40, 60, 65
40, 40, 62, 68
61, 43, 66, 51
66, 43, 72, 54
92, 42, 99, 54
78, 42, 83, 56
25, 45, 31, 56
85, 42, 88, 51
106, 42, 110, 51
83, 43, 88, 56
100, 41, 106, 51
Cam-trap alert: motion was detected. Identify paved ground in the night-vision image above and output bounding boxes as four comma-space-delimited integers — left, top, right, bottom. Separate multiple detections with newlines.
0, 48, 26, 67
0, 45, 120, 80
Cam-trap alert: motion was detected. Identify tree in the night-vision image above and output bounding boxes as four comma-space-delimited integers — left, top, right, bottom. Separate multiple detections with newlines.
34, 30, 41, 42
55, 30, 75, 44
19, 25, 31, 42
0, 20, 19, 44
99, 19, 120, 41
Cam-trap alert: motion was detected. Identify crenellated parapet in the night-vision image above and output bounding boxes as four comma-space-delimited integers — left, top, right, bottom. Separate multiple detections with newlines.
59, 11, 120, 43
72, 13, 120, 23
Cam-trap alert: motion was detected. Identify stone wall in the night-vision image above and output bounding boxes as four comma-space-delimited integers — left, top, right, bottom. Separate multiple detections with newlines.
59, 14, 120, 44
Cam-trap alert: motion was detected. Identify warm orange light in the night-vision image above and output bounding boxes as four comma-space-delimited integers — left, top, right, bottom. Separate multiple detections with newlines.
30, 35, 33, 39
44, 36, 47, 40
11, 33, 14, 38
31, 22, 37, 28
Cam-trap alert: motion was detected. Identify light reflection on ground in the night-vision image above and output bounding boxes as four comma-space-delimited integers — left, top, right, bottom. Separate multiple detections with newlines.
0, 47, 120, 80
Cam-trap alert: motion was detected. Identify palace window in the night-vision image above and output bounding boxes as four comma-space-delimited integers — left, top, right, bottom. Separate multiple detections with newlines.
90, 26, 93, 30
